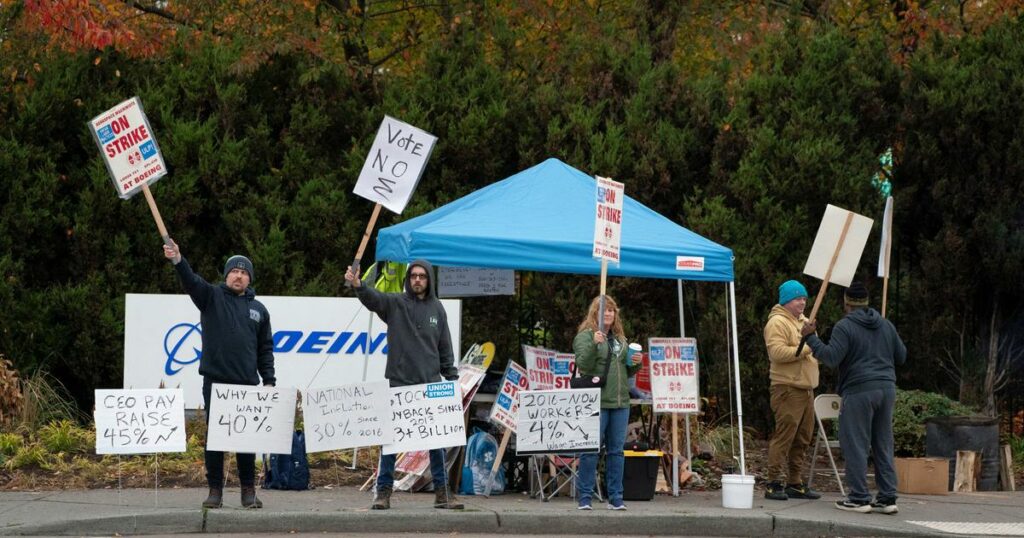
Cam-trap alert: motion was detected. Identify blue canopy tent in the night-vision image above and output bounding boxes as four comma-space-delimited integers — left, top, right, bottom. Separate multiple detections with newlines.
374, 158, 751, 487
377, 158, 734, 281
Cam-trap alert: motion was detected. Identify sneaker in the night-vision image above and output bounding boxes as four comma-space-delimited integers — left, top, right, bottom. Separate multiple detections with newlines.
577, 501, 593, 510
871, 500, 899, 515
607, 500, 627, 510
785, 483, 822, 499
764, 481, 788, 501
835, 499, 872, 513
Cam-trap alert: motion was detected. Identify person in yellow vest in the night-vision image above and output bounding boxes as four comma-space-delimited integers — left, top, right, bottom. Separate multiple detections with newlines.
763, 280, 821, 501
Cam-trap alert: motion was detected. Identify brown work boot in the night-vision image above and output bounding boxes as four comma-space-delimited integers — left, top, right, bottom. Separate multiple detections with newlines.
202, 487, 223, 509
240, 485, 263, 509
371, 486, 392, 510
433, 487, 464, 509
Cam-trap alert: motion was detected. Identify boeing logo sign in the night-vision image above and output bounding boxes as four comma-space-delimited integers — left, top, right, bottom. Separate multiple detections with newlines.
127, 294, 461, 409
162, 323, 391, 377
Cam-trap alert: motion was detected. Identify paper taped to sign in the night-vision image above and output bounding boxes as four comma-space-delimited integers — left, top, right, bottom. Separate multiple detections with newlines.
382, 381, 466, 455
516, 389, 600, 455
302, 381, 392, 453
206, 384, 296, 455
94, 388, 186, 454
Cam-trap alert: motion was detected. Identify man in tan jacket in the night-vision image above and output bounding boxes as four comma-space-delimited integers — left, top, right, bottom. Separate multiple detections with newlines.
763, 279, 821, 500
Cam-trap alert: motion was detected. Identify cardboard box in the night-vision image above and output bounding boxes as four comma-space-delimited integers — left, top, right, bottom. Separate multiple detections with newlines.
895, 457, 949, 495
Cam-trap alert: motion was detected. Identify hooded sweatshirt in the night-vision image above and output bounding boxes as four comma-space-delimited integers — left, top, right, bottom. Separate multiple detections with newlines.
763, 304, 819, 389
807, 307, 906, 396
572, 328, 641, 409
173, 257, 276, 386
355, 259, 457, 387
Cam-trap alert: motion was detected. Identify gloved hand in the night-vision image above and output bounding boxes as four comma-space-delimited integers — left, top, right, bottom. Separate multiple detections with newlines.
445, 375, 459, 382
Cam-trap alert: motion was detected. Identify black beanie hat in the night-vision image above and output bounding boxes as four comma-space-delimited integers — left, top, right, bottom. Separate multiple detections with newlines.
845, 281, 868, 306
224, 255, 254, 282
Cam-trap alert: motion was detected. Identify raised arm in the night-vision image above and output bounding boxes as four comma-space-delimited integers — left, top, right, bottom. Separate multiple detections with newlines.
164, 239, 215, 310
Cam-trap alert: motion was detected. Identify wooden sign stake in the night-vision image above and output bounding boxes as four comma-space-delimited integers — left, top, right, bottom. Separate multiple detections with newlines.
349, 202, 383, 286
482, 428, 512, 498
140, 183, 171, 246
796, 212, 854, 356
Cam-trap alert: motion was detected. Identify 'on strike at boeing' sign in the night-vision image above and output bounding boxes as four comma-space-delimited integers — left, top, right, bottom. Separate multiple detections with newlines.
124, 294, 461, 409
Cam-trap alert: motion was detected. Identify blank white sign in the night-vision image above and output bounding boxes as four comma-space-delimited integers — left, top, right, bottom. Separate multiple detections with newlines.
803, 204, 874, 288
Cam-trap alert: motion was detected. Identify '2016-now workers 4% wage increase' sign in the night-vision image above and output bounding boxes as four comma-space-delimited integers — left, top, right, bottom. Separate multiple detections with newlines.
302, 381, 393, 453
94, 389, 186, 454
207, 384, 296, 455
88, 96, 168, 199
516, 389, 600, 455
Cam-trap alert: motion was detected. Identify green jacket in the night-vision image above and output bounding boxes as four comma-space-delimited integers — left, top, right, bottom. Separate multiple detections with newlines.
572, 329, 641, 409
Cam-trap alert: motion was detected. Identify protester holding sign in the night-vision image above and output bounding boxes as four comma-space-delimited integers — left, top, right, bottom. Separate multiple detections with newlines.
163, 241, 276, 509
802, 281, 906, 514
763, 279, 821, 501
345, 259, 464, 510
571, 295, 640, 511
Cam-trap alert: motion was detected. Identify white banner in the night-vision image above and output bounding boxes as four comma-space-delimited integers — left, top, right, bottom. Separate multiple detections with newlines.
523, 345, 574, 390
648, 337, 700, 413
94, 389, 186, 454
516, 389, 600, 455
123, 294, 461, 409
302, 381, 392, 453
382, 381, 466, 455
206, 384, 296, 454
804, 204, 874, 288
438, 267, 515, 297
88, 96, 168, 199
592, 176, 624, 263
352, 116, 437, 214
489, 361, 529, 431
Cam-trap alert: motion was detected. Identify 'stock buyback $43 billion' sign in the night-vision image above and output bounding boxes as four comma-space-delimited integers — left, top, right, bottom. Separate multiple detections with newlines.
124, 294, 461, 408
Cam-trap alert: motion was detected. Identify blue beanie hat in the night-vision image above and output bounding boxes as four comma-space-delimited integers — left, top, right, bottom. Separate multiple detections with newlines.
778, 280, 808, 305
224, 255, 254, 282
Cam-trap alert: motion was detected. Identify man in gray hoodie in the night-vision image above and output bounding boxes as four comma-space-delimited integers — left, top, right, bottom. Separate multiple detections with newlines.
801, 281, 906, 515
345, 260, 463, 510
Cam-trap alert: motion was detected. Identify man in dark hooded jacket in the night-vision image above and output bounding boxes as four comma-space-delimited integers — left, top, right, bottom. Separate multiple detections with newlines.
801, 281, 906, 515
345, 260, 463, 510
164, 240, 275, 510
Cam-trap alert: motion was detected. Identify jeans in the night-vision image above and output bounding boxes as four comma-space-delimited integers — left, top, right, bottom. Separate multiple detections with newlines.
576, 407, 629, 504
376, 449, 448, 491
202, 377, 256, 488
838, 386, 898, 503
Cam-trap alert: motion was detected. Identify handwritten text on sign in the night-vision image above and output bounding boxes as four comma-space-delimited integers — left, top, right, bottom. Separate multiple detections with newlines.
592, 176, 624, 263
523, 345, 575, 390
438, 267, 515, 297
649, 337, 700, 413
516, 389, 600, 455
94, 389, 186, 454
206, 384, 296, 455
302, 381, 392, 453
489, 361, 529, 430
352, 116, 437, 214
88, 96, 167, 199
382, 381, 466, 455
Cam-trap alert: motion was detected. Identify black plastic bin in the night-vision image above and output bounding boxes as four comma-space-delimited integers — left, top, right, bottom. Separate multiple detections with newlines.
622, 450, 663, 500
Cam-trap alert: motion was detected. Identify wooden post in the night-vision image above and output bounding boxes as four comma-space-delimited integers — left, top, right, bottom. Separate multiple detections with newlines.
881, 202, 893, 318
954, 450, 979, 492
483, 428, 512, 497
796, 212, 854, 356
349, 203, 383, 285
1000, 444, 1016, 491
671, 414, 679, 496
140, 183, 171, 246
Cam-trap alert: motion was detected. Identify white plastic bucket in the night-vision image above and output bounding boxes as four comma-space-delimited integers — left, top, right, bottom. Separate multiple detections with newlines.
721, 474, 755, 509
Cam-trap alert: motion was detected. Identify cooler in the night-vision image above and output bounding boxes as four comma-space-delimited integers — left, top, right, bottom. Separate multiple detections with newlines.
622, 449, 662, 500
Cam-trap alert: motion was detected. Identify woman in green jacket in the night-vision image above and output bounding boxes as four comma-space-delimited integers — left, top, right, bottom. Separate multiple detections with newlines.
572, 295, 641, 510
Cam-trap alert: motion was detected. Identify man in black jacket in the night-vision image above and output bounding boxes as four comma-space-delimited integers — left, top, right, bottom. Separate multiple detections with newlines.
345, 260, 463, 510
164, 240, 276, 509
802, 281, 906, 515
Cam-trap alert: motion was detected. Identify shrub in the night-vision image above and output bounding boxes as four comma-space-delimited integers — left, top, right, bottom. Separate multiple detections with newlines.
38, 419, 91, 454
5, 443, 48, 470
17, 372, 86, 431
0, 432, 22, 457
892, 389, 975, 457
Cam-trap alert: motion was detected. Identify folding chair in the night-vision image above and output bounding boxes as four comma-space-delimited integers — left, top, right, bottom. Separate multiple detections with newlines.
529, 454, 604, 502
808, 393, 845, 496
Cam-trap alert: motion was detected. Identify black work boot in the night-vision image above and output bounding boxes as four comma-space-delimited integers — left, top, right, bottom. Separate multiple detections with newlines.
764, 481, 788, 500
240, 485, 263, 508
371, 486, 392, 510
202, 487, 223, 509
433, 487, 464, 509
785, 483, 822, 499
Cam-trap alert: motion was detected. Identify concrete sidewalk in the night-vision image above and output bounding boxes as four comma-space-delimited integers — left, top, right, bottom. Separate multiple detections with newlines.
1, 487, 1021, 537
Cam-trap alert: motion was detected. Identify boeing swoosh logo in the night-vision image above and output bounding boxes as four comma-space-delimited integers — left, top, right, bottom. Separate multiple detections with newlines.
164, 322, 202, 376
